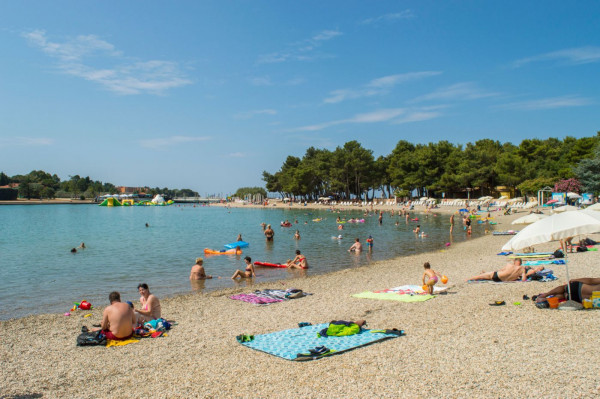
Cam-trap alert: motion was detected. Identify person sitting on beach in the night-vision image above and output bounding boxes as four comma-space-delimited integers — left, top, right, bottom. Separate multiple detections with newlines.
134, 283, 161, 324
294, 230, 301, 240
190, 257, 212, 280
232, 256, 256, 279
96, 291, 136, 340
468, 258, 525, 282
348, 238, 362, 252
264, 225, 274, 241
422, 262, 443, 295
286, 250, 308, 269
535, 278, 600, 304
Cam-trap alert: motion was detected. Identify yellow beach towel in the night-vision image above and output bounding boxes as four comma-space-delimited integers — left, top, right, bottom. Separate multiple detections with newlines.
106, 338, 140, 348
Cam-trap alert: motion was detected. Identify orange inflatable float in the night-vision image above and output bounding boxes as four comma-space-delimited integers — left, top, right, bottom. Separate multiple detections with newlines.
203, 248, 242, 255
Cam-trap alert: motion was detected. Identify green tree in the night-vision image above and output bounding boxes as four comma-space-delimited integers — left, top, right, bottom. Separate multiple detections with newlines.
574, 145, 600, 194
0, 172, 11, 186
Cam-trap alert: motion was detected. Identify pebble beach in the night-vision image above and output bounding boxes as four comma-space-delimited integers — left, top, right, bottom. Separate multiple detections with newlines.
2, 206, 600, 398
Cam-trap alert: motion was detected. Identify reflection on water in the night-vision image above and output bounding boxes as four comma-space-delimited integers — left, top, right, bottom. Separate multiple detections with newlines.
0, 205, 486, 319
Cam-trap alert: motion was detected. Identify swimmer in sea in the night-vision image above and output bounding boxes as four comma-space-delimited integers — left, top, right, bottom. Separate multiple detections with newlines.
294, 230, 301, 240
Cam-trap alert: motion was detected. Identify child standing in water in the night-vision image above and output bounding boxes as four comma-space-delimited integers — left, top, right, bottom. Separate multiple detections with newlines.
422, 262, 443, 295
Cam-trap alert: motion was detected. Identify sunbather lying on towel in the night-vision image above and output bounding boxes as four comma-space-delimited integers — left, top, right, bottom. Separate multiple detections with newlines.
468, 258, 534, 282
535, 278, 600, 304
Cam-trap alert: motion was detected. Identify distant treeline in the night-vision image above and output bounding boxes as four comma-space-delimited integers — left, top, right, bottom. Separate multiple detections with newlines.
262, 134, 600, 201
0, 170, 199, 200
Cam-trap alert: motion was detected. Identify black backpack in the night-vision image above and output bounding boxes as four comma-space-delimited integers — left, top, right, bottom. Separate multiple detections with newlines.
76, 330, 107, 346
553, 249, 564, 259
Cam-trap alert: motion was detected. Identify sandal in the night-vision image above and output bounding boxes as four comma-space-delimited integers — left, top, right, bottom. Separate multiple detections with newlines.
489, 301, 506, 306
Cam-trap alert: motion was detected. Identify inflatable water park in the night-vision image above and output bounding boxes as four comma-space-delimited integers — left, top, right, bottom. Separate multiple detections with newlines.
98, 194, 174, 207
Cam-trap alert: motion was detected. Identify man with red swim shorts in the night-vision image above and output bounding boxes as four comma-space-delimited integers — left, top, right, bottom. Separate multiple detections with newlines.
99, 291, 135, 340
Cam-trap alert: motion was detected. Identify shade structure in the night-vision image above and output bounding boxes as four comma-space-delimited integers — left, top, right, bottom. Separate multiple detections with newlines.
502, 211, 600, 251
511, 213, 548, 225
552, 205, 579, 213
567, 192, 581, 199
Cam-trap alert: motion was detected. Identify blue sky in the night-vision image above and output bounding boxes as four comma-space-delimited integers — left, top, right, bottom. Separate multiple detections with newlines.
0, 1, 599, 195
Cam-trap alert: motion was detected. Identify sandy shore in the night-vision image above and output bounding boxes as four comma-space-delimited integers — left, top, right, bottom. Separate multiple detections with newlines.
2, 208, 600, 398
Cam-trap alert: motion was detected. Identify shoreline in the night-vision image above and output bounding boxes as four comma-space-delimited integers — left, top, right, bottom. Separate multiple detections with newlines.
4, 206, 598, 397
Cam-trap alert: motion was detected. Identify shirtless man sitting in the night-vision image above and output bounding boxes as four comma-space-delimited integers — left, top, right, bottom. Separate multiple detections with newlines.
99, 291, 136, 340
348, 238, 362, 252
468, 258, 525, 282
190, 257, 212, 280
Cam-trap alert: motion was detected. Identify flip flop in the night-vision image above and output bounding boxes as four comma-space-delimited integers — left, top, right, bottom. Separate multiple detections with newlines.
489, 301, 506, 306
523, 295, 530, 300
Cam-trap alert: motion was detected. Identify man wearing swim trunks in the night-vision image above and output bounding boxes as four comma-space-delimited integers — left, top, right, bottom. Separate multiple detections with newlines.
99, 291, 135, 340
468, 258, 524, 282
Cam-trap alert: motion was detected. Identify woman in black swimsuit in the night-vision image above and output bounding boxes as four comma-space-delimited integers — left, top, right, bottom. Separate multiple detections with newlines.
536, 278, 600, 304
264, 225, 274, 242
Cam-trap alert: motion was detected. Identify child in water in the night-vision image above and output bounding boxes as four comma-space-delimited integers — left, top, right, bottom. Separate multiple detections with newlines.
422, 262, 443, 295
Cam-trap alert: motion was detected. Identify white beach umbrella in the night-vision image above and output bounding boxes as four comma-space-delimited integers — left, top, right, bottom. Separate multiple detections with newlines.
552, 205, 579, 213
502, 211, 600, 308
511, 213, 548, 225
567, 192, 581, 199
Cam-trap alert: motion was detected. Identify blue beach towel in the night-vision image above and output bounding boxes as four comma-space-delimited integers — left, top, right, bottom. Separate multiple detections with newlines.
238, 323, 401, 361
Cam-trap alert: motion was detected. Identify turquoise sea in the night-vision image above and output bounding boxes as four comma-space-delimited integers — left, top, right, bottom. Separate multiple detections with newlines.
0, 204, 484, 320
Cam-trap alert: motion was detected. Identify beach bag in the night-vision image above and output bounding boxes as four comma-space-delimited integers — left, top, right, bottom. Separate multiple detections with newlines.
553, 249, 564, 258
76, 330, 106, 346
577, 246, 588, 252
318, 321, 361, 337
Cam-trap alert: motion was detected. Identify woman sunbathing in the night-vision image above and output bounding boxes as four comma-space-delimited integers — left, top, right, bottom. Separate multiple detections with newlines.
535, 278, 600, 304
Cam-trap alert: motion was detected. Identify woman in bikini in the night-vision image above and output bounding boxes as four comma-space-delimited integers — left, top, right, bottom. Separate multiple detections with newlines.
286, 250, 308, 269
134, 283, 161, 323
231, 256, 256, 279
264, 225, 274, 242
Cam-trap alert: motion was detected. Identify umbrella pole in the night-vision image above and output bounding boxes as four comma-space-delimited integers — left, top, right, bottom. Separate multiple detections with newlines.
564, 251, 572, 299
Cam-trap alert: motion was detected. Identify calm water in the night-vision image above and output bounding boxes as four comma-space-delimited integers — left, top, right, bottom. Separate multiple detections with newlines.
0, 204, 485, 319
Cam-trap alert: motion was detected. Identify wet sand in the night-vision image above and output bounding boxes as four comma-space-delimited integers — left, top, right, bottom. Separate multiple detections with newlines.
2, 207, 600, 398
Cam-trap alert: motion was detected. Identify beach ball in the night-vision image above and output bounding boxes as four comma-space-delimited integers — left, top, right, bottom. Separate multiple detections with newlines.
441, 276, 448, 284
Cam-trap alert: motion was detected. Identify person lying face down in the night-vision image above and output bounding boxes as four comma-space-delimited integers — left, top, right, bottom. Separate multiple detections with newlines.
468, 258, 526, 282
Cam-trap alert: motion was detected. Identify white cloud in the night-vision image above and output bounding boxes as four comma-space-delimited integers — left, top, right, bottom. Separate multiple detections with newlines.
361, 10, 414, 25
234, 109, 277, 119
257, 29, 342, 64
23, 30, 192, 95
0, 137, 54, 148
324, 71, 442, 104
139, 135, 210, 149
312, 30, 342, 41
248, 76, 273, 86
497, 95, 592, 110
291, 107, 441, 131
513, 46, 600, 68
411, 82, 498, 103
